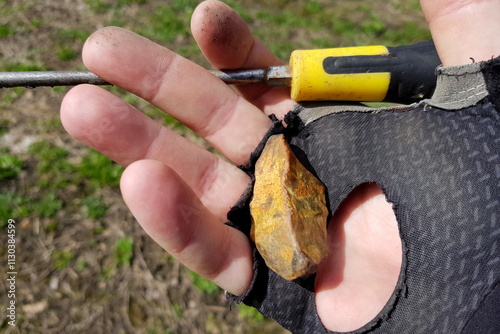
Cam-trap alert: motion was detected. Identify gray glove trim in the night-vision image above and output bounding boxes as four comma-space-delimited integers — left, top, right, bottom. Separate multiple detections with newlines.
425, 61, 488, 110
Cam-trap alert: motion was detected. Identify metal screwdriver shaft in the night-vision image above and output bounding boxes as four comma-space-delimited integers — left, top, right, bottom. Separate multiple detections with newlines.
0, 71, 110, 88
0, 67, 291, 88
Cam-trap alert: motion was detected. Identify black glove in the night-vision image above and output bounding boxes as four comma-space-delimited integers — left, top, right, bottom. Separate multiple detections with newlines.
227, 57, 500, 334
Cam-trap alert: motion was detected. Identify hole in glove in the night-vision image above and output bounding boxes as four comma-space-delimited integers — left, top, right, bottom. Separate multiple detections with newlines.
315, 182, 402, 333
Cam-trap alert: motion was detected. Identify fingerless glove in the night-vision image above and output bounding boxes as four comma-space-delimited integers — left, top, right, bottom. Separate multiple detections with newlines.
227, 57, 500, 334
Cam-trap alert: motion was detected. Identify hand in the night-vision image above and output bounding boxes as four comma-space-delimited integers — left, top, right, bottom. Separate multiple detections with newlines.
61, 0, 293, 297
60, 0, 500, 332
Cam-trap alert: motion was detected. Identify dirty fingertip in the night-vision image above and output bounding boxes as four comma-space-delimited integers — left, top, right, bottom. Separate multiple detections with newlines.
191, 0, 253, 69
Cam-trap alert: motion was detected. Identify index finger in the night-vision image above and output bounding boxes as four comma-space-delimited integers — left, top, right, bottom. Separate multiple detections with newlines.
82, 27, 271, 165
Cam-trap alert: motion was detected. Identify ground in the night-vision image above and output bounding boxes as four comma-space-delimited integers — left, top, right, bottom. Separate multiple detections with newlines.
0, 1, 428, 333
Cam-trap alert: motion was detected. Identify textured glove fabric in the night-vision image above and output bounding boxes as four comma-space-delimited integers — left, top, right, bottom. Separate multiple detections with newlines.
227, 57, 500, 334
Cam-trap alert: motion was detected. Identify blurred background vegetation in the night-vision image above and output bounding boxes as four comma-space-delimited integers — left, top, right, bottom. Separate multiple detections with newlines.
0, 0, 429, 333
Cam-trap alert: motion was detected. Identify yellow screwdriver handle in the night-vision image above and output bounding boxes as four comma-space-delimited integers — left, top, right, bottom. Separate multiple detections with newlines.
289, 40, 440, 103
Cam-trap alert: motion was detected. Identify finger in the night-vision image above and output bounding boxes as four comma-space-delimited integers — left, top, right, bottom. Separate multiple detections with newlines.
120, 159, 253, 296
420, 0, 500, 66
61, 84, 250, 219
82, 26, 271, 165
191, 0, 295, 117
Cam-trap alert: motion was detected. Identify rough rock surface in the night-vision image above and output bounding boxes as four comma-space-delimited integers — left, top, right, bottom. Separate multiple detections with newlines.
250, 134, 329, 280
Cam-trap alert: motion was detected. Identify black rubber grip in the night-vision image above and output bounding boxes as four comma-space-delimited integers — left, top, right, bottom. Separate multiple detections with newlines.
322, 40, 441, 103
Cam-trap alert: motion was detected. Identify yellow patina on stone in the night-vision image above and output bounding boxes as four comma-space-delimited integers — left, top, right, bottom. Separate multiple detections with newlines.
250, 134, 329, 280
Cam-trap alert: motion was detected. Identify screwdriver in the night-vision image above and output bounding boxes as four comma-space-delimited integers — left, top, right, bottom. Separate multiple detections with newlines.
0, 40, 440, 104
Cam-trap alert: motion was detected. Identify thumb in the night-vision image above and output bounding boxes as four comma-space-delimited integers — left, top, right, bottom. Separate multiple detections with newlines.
420, 0, 500, 66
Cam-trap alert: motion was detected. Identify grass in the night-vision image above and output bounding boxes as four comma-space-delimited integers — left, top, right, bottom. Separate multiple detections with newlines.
141, 4, 191, 43
34, 192, 64, 218
0, 193, 29, 226
0, 119, 9, 135
115, 237, 134, 266
84, 0, 114, 14
55, 28, 91, 61
0, 25, 12, 37
52, 249, 75, 269
0, 152, 23, 179
238, 304, 265, 323
189, 271, 220, 295
57, 47, 78, 61
1, 61, 47, 72
1, 140, 121, 226
82, 195, 108, 220
0, 191, 62, 221
171, 301, 184, 319
28, 141, 76, 189
57, 28, 91, 42
78, 148, 123, 189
